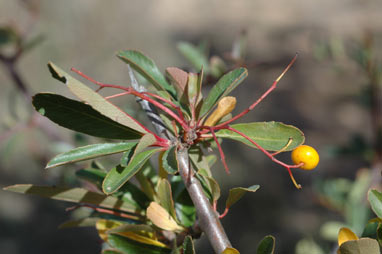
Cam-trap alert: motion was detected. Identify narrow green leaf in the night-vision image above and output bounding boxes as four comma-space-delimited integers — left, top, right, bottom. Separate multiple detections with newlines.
216, 122, 305, 152
257, 235, 275, 254
200, 67, 247, 117
189, 146, 212, 177
156, 178, 177, 220
3, 184, 137, 213
47, 62, 148, 134
47, 142, 138, 168
162, 146, 179, 174
78, 167, 151, 210
170, 176, 196, 227
199, 172, 221, 202
59, 217, 99, 228
338, 238, 380, 254
368, 189, 382, 218
117, 50, 176, 98
135, 162, 157, 201
107, 234, 171, 254
33, 93, 143, 140
177, 42, 209, 73
226, 185, 260, 209
103, 148, 161, 195
183, 236, 195, 254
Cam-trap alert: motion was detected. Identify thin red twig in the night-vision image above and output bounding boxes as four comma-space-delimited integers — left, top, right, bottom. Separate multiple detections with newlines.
71, 67, 189, 131
225, 126, 303, 189
65, 204, 143, 221
210, 127, 230, 174
213, 54, 298, 129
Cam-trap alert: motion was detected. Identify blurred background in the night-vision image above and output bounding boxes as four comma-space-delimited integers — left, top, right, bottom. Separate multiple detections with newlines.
0, 0, 381, 253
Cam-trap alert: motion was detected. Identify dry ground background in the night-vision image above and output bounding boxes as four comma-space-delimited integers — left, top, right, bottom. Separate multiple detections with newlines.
0, 0, 381, 253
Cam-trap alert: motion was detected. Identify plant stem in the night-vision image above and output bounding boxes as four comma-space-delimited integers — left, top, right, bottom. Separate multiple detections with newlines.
177, 146, 232, 254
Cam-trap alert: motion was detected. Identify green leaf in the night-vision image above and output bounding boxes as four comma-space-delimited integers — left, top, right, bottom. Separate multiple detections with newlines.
103, 135, 160, 194
47, 142, 138, 168
183, 236, 195, 254
170, 176, 196, 227
338, 238, 380, 254
257, 235, 275, 254
78, 167, 151, 209
59, 217, 99, 228
162, 146, 179, 174
33, 93, 143, 140
226, 185, 260, 209
102, 148, 160, 195
117, 50, 176, 98
108, 234, 171, 254
198, 170, 221, 202
361, 221, 378, 239
189, 146, 212, 177
216, 122, 305, 151
368, 189, 382, 218
3, 184, 137, 213
177, 42, 209, 73
200, 67, 247, 117
156, 178, 177, 220
47, 62, 148, 134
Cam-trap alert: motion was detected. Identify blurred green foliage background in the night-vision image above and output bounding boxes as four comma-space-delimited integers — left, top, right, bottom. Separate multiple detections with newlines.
0, 0, 381, 253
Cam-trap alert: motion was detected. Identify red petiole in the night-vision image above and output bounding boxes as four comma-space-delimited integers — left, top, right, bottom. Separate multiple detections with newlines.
71, 68, 190, 131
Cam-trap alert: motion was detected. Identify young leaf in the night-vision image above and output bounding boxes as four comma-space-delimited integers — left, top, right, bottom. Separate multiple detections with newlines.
177, 42, 209, 73
215, 122, 305, 152
338, 227, 359, 247
257, 235, 276, 254
200, 67, 247, 117
3, 184, 137, 213
183, 236, 196, 254
47, 62, 149, 134
162, 146, 179, 174
146, 202, 184, 232
226, 185, 260, 209
47, 142, 138, 168
170, 176, 196, 227
222, 247, 240, 254
107, 234, 171, 254
102, 148, 161, 195
156, 178, 177, 220
368, 189, 382, 218
33, 93, 143, 140
117, 50, 176, 98
166, 67, 188, 98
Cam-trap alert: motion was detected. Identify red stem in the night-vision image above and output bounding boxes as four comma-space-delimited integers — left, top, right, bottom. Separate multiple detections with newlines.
71, 67, 189, 131
66, 204, 143, 221
225, 126, 302, 188
214, 54, 298, 129
210, 127, 230, 174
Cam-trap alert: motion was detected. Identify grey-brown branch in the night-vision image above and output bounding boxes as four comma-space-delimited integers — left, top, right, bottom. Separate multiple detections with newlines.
127, 65, 232, 253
